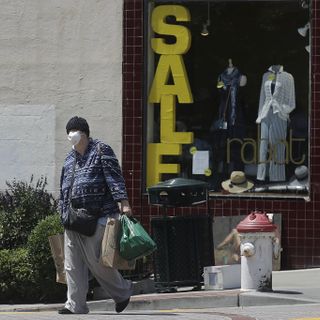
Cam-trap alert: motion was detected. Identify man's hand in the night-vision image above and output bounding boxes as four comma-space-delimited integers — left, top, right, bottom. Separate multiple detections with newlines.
118, 199, 132, 216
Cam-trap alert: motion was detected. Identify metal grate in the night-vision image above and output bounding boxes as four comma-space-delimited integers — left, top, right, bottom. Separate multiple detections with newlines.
151, 215, 214, 291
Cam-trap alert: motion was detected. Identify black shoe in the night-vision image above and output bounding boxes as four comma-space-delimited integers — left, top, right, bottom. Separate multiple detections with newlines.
58, 308, 73, 314
115, 297, 130, 313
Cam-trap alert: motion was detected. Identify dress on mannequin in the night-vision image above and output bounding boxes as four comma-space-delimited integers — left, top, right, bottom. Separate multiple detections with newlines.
216, 59, 247, 127
212, 59, 247, 185
256, 65, 296, 182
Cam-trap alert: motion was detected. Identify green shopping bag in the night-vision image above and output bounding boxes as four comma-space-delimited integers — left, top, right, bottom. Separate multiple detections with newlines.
119, 215, 157, 260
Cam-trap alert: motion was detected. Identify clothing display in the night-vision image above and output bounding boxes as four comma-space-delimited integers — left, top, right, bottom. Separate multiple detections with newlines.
289, 165, 309, 187
252, 165, 309, 193
188, 57, 306, 195
256, 66, 295, 123
212, 65, 247, 185
256, 65, 296, 182
217, 67, 245, 127
221, 171, 254, 194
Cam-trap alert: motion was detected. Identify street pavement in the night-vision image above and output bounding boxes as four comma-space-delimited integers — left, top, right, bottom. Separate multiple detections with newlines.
0, 305, 320, 320
0, 268, 319, 319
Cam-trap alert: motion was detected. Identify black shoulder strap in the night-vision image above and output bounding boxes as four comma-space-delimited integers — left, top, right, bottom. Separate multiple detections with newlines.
68, 153, 77, 204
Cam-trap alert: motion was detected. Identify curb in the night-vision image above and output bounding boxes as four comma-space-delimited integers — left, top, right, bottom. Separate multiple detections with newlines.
89, 289, 319, 312
239, 291, 319, 307
0, 289, 318, 313
0, 303, 64, 313
89, 290, 240, 312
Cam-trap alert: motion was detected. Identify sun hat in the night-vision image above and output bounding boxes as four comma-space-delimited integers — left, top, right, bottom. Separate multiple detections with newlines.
221, 171, 254, 193
289, 165, 308, 187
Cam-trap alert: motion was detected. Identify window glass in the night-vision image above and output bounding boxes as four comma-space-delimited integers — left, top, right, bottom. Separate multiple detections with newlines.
145, 0, 310, 199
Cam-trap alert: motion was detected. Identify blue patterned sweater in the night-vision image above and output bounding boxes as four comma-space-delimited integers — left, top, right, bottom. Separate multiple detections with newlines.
59, 139, 128, 220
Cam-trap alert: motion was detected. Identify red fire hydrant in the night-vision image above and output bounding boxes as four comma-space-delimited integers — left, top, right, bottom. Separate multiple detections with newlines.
236, 211, 278, 291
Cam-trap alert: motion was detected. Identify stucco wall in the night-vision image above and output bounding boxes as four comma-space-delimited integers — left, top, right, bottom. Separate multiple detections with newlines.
0, 0, 123, 195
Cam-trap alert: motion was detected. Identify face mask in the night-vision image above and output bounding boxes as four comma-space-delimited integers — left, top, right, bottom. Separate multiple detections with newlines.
68, 131, 82, 146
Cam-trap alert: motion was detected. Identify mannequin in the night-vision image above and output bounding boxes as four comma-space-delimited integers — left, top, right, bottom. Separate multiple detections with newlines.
226, 59, 247, 86
256, 65, 296, 182
227, 58, 234, 74
213, 58, 247, 181
270, 65, 281, 94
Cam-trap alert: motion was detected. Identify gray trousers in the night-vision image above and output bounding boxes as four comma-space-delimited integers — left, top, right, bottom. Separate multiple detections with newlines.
257, 107, 287, 182
64, 224, 133, 314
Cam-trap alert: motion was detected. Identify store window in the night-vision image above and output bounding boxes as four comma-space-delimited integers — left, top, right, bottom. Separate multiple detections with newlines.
144, 0, 310, 199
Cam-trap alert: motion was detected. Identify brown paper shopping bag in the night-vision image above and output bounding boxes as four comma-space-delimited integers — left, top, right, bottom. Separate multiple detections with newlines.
101, 218, 136, 270
48, 233, 66, 284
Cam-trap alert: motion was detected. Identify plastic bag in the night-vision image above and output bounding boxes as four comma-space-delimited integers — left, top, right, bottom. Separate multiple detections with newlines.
119, 215, 157, 260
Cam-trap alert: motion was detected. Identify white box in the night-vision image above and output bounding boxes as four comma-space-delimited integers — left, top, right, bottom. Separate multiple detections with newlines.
203, 264, 241, 290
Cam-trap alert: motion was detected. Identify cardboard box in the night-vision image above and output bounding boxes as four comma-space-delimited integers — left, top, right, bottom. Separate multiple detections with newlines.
203, 264, 241, 290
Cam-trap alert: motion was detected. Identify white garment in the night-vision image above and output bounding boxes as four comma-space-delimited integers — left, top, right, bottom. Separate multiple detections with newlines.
256, 65, 295, 124
257, 107, 287, 181
64, 224, 133, 314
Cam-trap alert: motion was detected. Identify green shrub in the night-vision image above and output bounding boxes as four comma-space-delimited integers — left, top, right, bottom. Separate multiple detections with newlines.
27, 214, 66, 302
0, 215, 66, 303
0, 248, 37, 303
0, 176, 57, 249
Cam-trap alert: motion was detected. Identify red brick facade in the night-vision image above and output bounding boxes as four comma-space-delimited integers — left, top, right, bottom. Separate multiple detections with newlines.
122, 0, 320, 269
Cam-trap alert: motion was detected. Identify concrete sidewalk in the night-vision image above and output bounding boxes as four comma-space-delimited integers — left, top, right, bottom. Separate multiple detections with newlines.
0, 268, 319, 313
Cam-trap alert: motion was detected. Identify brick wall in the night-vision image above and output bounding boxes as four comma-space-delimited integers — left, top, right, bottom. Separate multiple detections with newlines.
123, 0, 320, 269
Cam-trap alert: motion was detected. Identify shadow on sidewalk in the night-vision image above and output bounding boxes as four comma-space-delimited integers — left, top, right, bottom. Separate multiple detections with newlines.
272, 290, 302, 295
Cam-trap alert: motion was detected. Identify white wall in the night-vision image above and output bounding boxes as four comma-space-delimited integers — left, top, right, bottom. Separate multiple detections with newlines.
0, 104, 55, 191
0, 0, 123, 195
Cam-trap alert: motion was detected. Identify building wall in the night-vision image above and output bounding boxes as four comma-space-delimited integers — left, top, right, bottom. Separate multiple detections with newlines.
123, 0, 320, 269
0, 0, 124, 194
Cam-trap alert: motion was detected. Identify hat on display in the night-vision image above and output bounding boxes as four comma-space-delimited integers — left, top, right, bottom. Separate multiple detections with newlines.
66, 116, 90, 137
289, 165, 309, 187
221, 171, 254, 193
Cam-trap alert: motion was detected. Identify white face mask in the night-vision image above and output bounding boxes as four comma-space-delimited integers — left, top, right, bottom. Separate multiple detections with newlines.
68, 131, 82, 146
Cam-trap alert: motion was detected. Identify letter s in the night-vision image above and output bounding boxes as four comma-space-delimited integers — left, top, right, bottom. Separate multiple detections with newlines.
151, 5, 191, 55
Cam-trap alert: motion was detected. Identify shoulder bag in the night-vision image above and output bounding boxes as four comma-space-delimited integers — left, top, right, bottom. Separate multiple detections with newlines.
61, 155, 99, 237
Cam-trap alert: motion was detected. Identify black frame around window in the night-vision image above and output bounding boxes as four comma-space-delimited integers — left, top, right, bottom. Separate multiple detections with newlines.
143, 0, 311, 200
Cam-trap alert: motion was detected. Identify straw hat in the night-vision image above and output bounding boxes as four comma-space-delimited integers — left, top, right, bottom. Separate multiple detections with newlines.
221, 171, 254, 193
